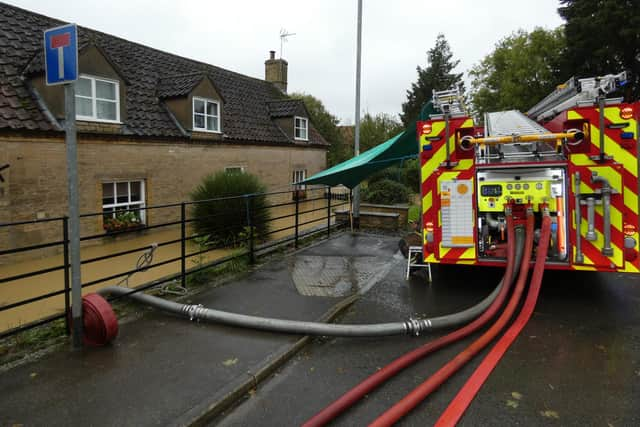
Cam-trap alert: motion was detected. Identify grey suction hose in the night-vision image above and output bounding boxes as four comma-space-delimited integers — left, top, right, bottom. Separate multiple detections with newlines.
98, 231, 524, 337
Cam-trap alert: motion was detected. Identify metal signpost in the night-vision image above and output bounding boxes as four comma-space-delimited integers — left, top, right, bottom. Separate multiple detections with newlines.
44, 23, 83, 348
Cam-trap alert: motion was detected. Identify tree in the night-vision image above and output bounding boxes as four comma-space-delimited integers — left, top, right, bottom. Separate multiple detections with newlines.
359, 112, 404, 153
559, 0, 640, 100
469, 27, 567, 119
290, 92, 348, 166
400, 34, 464, 126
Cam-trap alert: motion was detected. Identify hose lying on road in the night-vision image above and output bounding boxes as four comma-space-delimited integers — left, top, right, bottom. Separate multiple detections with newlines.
99, 266, 510, 337
302, 211, 523, 427
435, 210, 552, 427
369, 208, 544, 427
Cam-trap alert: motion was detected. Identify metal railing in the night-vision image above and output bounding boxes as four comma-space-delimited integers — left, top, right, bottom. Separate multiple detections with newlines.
0, 186, 350, 339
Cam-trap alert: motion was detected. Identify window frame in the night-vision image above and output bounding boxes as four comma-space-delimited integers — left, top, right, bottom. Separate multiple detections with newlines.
294, 116, 308, 141
192, 97, 221, 133
293, 169, 307, 190
225, 166, 246, 174
101, 179, 146, 224
75, 74, 121, 123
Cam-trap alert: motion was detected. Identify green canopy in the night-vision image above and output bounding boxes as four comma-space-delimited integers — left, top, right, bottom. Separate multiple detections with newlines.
302, 121, 418, 189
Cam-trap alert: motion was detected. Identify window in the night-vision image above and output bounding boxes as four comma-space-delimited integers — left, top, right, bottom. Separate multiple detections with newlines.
76, 75, 120, 122
294, 116, 308, 141
193, 97, 220, 132
225, 166, 245, 174
293, 169, 306, 190
102, 180, 146, 224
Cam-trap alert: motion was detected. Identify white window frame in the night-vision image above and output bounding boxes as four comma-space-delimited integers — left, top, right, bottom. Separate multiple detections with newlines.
192, 97, 221, 133
75, 74, 121, 123
225, 166, 246, 174
294, 116, 308, 141
102, 180, 146, 224
293, 169, 307, 190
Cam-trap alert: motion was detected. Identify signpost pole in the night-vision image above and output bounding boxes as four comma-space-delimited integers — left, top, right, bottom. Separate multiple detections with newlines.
64, 82, 83, 348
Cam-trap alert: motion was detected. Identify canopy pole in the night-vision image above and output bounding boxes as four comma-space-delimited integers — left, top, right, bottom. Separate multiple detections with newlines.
349, 189, 354, 232
352, 0, 363, 229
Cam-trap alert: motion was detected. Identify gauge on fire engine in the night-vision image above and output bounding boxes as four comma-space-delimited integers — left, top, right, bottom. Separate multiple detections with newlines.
480, 184, 502, 197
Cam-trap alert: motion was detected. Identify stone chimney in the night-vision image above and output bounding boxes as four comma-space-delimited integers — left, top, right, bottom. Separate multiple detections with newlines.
265, 50, 288, 93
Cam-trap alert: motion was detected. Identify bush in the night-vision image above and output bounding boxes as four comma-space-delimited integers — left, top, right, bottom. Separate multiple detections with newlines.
368, 167, 403, 185
403, 159, 421, 193
190, 171, 270, 246
362, 179, 409, 205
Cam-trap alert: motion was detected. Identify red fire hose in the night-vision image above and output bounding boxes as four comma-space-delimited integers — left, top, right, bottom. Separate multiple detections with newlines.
302, 211, 520, 427
435, 212, 552, 426
368, 209, 536, 427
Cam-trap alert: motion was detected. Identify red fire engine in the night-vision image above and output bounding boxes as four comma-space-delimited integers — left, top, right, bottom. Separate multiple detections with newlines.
418, 72, 639, 273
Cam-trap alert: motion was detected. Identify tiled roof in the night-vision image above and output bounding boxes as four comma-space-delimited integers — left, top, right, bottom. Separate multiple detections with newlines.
157, 73, 206, 99
0, 2, 328, 146
267, 99, 306, 118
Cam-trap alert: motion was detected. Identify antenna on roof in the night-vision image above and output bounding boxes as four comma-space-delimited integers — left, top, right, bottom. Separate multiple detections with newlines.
279, 28, 296, 59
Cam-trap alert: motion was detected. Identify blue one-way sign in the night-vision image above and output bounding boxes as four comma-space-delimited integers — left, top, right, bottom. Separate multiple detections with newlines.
44, 23, 78, 86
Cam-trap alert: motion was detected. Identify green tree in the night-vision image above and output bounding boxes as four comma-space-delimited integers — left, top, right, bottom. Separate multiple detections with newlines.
401, 34, 464, 126
469, 27, 567, 119
559, 0, 640, 100
290, 92, 348, 166
359, 112, 404, 152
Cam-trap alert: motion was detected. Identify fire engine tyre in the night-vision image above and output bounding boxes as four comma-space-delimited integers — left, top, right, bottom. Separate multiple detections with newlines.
82, 293, 119, 346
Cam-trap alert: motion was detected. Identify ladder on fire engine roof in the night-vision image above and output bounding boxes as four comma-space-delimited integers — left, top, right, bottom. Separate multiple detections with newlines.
430, 87, 467, 118
483, 110, 558, 160
526, 71, 627, 122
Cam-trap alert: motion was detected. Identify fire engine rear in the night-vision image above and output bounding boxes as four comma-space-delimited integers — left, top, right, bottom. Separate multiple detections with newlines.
418, 72, 639, 272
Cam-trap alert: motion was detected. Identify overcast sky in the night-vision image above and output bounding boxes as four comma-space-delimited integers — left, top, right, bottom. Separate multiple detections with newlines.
8, 0, 564, 123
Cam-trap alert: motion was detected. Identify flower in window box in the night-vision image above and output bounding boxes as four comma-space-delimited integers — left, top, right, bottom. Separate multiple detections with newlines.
103, 211, 144, 233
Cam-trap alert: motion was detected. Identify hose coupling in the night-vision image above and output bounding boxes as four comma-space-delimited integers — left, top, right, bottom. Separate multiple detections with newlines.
183, 304, 205, 322
404, 318, 432, 336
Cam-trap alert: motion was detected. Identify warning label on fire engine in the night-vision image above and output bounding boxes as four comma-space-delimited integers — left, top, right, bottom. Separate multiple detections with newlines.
440, 180, 474, 248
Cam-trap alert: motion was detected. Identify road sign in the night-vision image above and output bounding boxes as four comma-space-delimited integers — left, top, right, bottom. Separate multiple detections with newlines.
44, 23, 78, 86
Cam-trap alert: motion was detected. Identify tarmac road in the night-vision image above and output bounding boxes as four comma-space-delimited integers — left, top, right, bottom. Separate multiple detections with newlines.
214, 251, 640, 426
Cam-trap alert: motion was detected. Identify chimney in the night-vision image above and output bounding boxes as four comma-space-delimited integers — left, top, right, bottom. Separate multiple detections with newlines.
265, 50, 288, 93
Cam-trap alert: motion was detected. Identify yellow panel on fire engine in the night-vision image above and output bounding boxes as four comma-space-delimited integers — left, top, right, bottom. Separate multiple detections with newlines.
439, 179, 475, 248
477, 180, 557, 212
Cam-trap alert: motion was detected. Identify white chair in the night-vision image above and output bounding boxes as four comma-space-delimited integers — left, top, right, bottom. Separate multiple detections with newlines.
406, 245, 432, 282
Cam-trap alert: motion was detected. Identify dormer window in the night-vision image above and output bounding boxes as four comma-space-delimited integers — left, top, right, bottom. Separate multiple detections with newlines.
75, 75, 120, 122
294, 116, 308, 141
193, 97, 220, 132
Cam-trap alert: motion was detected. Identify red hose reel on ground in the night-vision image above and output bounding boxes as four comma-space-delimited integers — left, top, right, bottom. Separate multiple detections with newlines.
80, 293, 119, 346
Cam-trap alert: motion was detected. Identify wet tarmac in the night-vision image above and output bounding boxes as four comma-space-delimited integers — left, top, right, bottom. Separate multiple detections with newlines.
215, 248, 640, 426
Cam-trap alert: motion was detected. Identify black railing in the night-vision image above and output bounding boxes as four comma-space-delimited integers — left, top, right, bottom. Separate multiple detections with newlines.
0, 186, 350, 339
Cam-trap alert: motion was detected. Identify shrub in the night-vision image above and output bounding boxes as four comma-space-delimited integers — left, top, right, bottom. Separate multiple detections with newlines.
403, 159, 421, 193
362, 179, 409, 205
368, 167, 403, 185
190, 171, 270, 246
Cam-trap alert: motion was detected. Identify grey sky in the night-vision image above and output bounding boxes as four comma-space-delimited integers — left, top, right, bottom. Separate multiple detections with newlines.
8, 0, 564, 123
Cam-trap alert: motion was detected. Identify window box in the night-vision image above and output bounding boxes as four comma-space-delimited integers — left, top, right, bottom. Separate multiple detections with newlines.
102, 180, 146, 232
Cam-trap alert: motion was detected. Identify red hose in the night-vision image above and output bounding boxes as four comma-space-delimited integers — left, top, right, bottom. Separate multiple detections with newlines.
435, 213, 551, 426
302, 213, 518, 427
369, 211, 535, 427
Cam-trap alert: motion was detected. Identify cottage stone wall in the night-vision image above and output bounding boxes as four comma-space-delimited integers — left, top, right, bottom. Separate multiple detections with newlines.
0, 134, 326, 253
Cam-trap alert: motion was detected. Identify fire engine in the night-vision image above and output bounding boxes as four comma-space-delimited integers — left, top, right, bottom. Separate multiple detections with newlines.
417, 72, 639, 273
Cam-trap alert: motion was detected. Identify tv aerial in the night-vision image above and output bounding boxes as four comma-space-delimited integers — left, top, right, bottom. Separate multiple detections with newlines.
279, 28, 296, 58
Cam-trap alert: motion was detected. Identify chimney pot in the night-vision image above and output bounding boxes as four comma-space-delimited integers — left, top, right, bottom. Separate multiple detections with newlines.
269, 50, 275, 60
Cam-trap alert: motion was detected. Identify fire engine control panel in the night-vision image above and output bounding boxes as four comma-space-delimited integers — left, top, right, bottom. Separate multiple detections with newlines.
476, 167, 568, 261
477, 169, 563, 212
